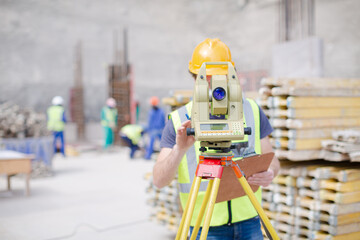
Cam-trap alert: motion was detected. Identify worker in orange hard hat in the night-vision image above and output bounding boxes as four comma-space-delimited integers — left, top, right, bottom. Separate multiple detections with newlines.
153, 38, 280, 239
144, 96, 165, 160
101, 98, 118, 149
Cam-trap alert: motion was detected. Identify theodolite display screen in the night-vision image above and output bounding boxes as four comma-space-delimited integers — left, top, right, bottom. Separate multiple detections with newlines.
200, 123, 229, 131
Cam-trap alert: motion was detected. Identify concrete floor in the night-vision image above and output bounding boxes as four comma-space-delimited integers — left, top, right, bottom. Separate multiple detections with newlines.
0, 147, 175, 240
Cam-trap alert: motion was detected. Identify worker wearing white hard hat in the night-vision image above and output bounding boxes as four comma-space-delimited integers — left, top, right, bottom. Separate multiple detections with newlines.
101, 98, 118, 149
47, 96, 66, 156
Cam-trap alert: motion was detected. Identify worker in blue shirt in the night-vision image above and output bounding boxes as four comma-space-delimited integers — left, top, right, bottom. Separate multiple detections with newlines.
47, 96, 67, 156
145, 96, 165, 160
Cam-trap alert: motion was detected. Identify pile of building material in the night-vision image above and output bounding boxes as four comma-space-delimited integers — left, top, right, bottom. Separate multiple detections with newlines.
321, 130, 360, 162
0, 101, 49, 139
258, 78, 360, 161
162, 90, 193, 111
263, 161, 360, 239
145, 173, 181, 232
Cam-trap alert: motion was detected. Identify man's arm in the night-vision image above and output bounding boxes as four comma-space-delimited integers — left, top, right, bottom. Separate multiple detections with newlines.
247, 136, 280, 187
153, 120, 195, 188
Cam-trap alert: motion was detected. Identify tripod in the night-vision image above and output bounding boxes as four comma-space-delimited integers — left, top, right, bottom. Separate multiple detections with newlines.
175, 154, 279, 240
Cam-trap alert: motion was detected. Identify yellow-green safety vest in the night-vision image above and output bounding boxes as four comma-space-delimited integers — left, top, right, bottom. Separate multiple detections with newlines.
101, 107, 118, 127
120, 124, 143, 145
47, 105, 65, 132
169, 98, 262, 227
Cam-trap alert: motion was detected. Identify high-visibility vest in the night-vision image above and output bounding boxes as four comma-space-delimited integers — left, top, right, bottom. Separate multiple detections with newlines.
47, 105, 65, 132
169, 98, 262, 226
120, 124, 143, 145
101, 107, 118, 127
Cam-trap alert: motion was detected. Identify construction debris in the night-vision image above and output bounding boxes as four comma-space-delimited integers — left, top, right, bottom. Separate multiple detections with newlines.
0, 101, 49, 139
321, 130, 360, 162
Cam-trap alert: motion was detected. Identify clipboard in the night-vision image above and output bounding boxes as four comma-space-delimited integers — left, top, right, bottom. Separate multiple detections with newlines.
215, 152, 274, 203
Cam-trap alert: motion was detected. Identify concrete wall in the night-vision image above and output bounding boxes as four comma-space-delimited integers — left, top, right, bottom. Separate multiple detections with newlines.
0, 0, 359, 123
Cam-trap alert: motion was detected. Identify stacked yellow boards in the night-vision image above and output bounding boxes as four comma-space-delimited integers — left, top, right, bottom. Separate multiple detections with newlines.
259, 78, 360, 161
145, 173, 181, 232
263, 162, 360, 239
259, 78, 360, 239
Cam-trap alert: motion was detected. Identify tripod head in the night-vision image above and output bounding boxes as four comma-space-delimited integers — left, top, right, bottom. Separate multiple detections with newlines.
187, 62, 251, 154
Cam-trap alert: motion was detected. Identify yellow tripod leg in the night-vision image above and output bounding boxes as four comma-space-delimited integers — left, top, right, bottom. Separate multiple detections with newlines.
238, 176, 280, 240
175, 174, 198, 240
199, 177, 221, 240
179, 176, 202, 240
190, 179, 214, 240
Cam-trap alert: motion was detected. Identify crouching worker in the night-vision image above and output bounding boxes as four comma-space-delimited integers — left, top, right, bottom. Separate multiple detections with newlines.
120, 124, 144, 159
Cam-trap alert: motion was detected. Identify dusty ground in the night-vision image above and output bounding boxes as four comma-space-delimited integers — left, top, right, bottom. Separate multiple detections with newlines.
0, 147, 175, 240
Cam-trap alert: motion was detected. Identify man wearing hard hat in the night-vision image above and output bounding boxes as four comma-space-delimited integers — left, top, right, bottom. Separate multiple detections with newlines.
145, 96, 165, 160
47, 96, 67, 156
153, 39, 280, 239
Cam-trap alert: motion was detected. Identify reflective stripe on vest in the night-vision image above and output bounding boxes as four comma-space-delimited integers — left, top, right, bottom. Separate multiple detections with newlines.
170, 98, 262, 226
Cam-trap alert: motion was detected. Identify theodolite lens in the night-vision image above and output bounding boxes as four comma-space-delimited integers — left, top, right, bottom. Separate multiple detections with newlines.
213, 87, 226, 101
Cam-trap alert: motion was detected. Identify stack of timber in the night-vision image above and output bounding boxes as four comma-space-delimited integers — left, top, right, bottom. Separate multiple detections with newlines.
145, 173, 181, 231
162, 90, 193, 111
0, 101, 49, 139
321, 130, 360, 162
263, 161, 360, 239
259, 78, 360, 161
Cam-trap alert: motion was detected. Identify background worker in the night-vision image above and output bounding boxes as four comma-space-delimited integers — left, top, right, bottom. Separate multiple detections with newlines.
119, 124, 144, 159
153, 38, 280, 239
47, 96, 67, 157
101, 98, 118, 149
145, 96, 165, 160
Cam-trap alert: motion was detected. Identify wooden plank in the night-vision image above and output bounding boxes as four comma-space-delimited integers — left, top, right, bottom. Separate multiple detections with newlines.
286, 97, 360, 109
269, 118, 287, 128
319, 190, 360, 204
267, 107, 360, 119
274, 138, 326, 150
298, 197, 360, 215
259, 86, 272, 99
320, 150, 350, 162
285, 118, 360, 129
350, 152, 360, 162
273, 175, 297, 186
273, 192, 294, 205
333, 130, 360, 143
273, 128, 360, 140
261, 78, 360, 88
332, 231, 360, 240
307, 167, 360, 182
321, 222, 360, 235
299, 188, 320, 200
322, 140, 360, 153
275, 149, 322, 161
298, 177, 360, 192
275, 203, 296, 215
271, 87, 360, 97
295, 217, 320, 231
295, 207, 320, 222
329, 212, 360, 226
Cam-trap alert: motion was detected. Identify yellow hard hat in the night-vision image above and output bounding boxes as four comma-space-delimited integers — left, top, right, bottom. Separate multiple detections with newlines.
188, 38, 235, 75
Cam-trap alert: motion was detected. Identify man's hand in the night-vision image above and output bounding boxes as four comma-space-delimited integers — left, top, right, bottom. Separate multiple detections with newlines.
153, 120, 195, 189
175, 120, 195, 152
247, 168, 275, 187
